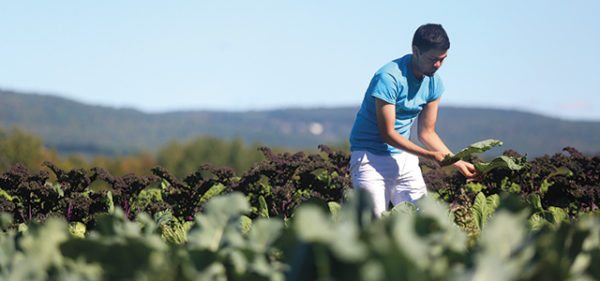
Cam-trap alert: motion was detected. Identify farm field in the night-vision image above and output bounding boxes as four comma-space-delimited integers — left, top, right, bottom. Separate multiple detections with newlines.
1, 142, 599, 281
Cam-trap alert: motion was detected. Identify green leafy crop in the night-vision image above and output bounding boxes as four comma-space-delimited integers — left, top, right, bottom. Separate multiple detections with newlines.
440, 139, 503, 166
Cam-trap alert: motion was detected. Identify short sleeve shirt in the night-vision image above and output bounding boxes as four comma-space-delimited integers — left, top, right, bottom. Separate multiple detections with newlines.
349, 54, 444, 155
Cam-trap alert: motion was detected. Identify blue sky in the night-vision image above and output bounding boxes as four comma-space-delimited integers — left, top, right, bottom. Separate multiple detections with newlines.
1, 1, 599, 120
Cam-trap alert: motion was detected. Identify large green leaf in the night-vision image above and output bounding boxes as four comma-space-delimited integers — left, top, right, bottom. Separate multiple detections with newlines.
441, 139, 503, 166
247, 218, 283, 254
475, 155, 524, 174
472, 193, 500, 232
188, 192, 250, 251
475, 211, 531, 280
293, 206, 334, 243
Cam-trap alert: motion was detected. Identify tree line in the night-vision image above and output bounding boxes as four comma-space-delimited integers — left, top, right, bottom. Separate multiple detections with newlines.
0, 126, 301, 177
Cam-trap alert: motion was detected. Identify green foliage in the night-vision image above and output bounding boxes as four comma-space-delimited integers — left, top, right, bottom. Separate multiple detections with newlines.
239, 215, 253, 235
2, 135, 600, 280
188, 192, 251, 251
540, 166, 573, 194
441, 139, 503, 166
131, 188, 163, 215
501, 177, 522, 193
157, 137, 265, 177
198, 183, 226, 205
527, 194, 570, 231
475, 210, 600, 280
2, 190, 600, 280
257, 195, 270, 219
68, 222, 86, 239
465, 182, 486, 193
0, 127, 45, 171
0, 218, 102, 281
327, 201, 341, 218
154, 210, 192, 245
0, 188, 14, 201
440, 139, 524, 176
285, 193, 470, 281
184, 192, 286, 280
472, 192, 500, 233
106, 191, 115, 214
475, 155, 524, 174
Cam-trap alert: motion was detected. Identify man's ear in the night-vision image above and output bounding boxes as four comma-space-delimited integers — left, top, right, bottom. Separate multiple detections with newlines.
412, 46, 420, 57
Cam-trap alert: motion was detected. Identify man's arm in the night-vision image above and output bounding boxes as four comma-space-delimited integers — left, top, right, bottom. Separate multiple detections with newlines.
417, 99, 452, 154
375, 98, 446, 162
417, 99, 477, 178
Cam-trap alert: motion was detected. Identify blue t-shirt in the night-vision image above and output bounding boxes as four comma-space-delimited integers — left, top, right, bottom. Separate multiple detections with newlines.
349, 54, 444, 155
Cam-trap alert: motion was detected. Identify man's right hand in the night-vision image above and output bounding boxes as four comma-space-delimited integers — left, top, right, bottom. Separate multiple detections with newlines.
452, 160, 479, 179
429, 151, 478, 178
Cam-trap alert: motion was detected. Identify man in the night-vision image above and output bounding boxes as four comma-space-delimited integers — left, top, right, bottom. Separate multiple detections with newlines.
349, 23, 477, 217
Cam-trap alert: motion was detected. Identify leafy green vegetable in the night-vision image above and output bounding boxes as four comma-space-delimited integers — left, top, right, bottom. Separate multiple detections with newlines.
440, 139, 503, 166
475, 155, 524, 174
68, 221, 87, 239
540, 167, 573, 194
258, 195, 270, 219
472, 192, 500, 232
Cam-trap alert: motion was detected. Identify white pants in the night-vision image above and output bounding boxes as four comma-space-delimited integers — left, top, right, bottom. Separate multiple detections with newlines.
349, 150, 427, 217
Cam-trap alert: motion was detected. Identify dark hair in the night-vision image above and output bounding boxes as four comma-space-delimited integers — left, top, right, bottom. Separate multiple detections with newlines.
412, 24, 450, 53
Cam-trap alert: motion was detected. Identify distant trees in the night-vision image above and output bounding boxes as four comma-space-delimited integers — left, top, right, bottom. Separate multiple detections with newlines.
0, 127, 45, 170
0, 127, 271, 177
156, 136, 266, 177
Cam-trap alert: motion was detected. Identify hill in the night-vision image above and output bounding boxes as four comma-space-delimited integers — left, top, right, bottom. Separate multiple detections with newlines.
1, 90, 599, 157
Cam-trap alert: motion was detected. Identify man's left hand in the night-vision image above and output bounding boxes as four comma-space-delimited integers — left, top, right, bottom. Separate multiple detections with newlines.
452, 160, 478, 179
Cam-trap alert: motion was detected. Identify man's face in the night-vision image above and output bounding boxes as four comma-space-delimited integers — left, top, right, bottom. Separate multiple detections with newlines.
413, 47, 448, 77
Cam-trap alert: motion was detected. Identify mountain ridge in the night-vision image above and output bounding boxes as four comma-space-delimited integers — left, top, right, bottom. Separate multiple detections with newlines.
1, 90, 599, 157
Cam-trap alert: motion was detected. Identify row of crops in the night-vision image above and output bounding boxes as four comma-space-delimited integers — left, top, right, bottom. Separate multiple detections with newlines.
1, 141, 600, 280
